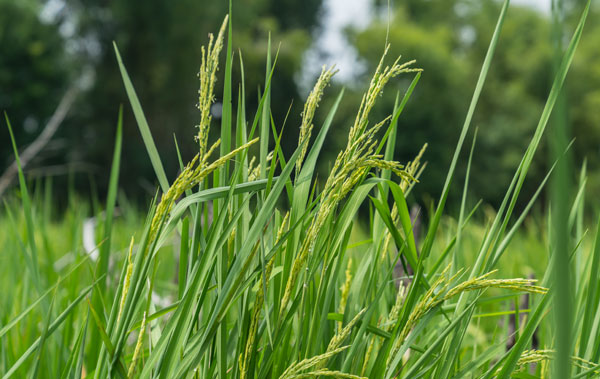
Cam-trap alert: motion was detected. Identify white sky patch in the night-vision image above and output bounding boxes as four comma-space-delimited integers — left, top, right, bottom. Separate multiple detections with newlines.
299, 0, 373, 92
514, 0, 551, 13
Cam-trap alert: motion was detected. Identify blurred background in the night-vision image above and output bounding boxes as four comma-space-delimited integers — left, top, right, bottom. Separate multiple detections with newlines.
1, 0, 598, 211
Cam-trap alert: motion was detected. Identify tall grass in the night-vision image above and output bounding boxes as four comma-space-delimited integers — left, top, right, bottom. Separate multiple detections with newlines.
1, 1, 599, 378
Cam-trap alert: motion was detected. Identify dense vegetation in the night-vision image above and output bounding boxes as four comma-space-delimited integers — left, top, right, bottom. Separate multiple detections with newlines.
2, 0, 600, 378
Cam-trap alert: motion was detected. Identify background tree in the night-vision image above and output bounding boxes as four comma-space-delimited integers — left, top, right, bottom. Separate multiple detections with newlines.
59, 0, 324, 196
342, 0, 599, 209
2, 0, 599, 211
0, 0, 71, 176
1, 0, 323, 200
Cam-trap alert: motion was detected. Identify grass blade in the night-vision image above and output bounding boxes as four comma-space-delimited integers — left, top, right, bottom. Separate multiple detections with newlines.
113, 43, 169, 193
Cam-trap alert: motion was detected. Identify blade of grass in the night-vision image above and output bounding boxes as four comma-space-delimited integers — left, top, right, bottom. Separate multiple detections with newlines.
259, 34, 272, 182
87, 299, 128, 377
113, 43, 169, 193
2, 277, 103, 379
89, 106, 123, 366
4, 114, 42, 293
420, 0, 511, 263
31, 288, 56, 378
59, 313, 89, 379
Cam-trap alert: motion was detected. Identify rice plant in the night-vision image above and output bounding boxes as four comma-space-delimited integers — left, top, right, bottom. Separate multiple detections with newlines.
1, 0, 599, 378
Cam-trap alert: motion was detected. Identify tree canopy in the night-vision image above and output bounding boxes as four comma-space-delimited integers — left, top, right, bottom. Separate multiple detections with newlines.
2, 0, 599, 209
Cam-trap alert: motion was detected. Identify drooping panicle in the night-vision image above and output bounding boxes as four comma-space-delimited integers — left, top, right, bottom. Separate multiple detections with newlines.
196, 16, 229, 157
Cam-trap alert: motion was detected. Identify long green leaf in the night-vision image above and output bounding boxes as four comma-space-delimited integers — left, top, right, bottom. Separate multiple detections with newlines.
113, 43, 169, 193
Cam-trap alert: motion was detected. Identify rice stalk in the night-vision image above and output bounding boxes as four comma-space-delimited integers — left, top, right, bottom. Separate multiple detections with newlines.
127, 311, 146, 378
499, 349, 600, 376
147, 137, 258, 257
337, 258, 353, 332
381, 142, 427, 258
297, 65, 337, 176
279, 346, 363, 379
117, 237, 135, 323
239, 212, 290, 379
196, 16, 228, 156
389, 265, 548, 362
283, 370, 366, 379
280, 48, 421, 311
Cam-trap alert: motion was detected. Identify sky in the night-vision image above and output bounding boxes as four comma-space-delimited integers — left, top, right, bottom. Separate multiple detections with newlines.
515, 0, 551, 12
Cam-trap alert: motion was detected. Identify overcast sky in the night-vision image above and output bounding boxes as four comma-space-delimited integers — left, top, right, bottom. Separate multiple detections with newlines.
514, 0, 551, 11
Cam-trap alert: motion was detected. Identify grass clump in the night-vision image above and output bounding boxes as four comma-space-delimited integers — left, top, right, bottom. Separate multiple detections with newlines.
1, 1, 599, 378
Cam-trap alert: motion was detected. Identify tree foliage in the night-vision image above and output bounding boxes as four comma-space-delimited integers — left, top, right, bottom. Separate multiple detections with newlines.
346, 0, 600, 208
2, 0, 599, 209
0, 0, 70, 171
1, 0, 323, 198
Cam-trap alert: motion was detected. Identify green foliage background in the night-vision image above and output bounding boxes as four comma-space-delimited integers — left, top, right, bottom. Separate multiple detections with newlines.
1, 0, 599, 209
343, 0, 600, 207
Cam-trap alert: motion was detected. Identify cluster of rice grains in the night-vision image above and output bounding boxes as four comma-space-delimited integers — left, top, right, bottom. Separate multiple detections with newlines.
88, 8, 595, 378
125, 16, 552, 378
281, 47, 421, 313
3, 0, 598, 376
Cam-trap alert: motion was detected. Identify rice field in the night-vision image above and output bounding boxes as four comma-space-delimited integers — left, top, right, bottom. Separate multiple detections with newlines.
1, 1, 600, 378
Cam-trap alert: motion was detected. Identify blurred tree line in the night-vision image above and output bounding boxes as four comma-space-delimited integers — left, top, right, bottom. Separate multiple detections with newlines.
1, 0, 599, 210
1, 0, 320, 199
324, 0, 600, 210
